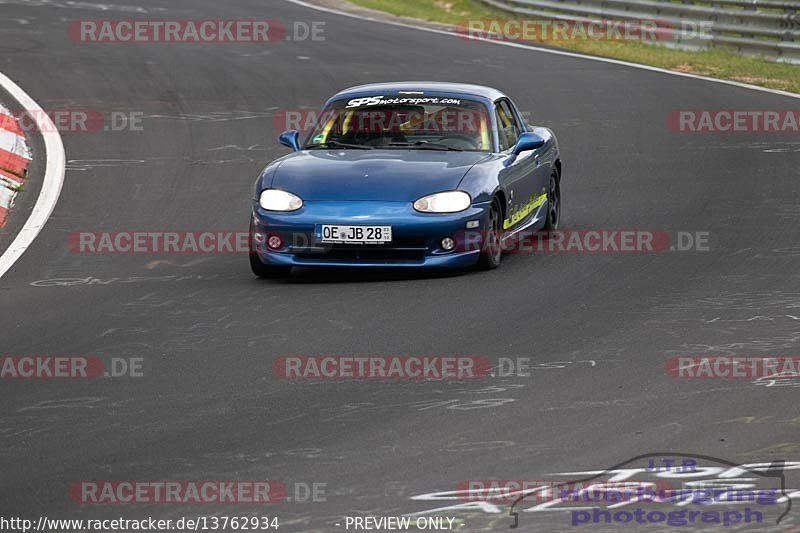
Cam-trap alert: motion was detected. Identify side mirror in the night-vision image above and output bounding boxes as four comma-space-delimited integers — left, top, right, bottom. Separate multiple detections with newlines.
278, 130, 301, 152
512, 132, 545, 156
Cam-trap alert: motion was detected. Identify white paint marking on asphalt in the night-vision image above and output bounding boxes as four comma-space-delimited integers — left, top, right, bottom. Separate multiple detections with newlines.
0, 71, 66, 279
285, 0, 800, 101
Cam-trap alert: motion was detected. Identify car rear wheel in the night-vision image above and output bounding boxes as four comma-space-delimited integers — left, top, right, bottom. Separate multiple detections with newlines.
249, 220, 292, 278
476, 197, 503, 270
543, 168, 560, 231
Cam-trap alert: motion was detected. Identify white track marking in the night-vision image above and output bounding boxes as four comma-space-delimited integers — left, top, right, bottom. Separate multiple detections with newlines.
0, 71, 66, 279
285, 0, 800, 101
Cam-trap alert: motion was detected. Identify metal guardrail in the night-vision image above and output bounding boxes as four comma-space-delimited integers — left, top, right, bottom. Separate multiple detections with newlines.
478, 0, 800, 62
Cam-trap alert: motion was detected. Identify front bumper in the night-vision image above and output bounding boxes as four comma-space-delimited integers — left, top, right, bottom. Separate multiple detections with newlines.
251, 200, 489, 269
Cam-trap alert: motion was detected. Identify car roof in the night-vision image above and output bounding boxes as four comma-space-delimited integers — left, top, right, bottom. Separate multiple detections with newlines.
329, 82, 508, 103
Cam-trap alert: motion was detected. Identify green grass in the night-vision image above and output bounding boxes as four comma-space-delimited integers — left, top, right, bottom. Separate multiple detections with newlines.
351, 0, 506, 25
350, 0, 800, 94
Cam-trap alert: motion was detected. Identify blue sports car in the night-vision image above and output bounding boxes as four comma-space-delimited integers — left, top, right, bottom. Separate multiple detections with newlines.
249, 82, 561, 277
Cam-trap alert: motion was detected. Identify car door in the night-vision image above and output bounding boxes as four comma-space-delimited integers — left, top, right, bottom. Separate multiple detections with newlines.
509, 98, 552, 203
495, 98, 539, 231
509, 96, 555, 196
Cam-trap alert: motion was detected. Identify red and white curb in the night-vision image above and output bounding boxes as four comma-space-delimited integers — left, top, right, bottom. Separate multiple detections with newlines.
0, 71, 65, 280
0, 103, 32, 228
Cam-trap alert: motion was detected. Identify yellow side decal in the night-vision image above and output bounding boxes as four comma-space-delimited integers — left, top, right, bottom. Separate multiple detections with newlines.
503, 191, 547, 230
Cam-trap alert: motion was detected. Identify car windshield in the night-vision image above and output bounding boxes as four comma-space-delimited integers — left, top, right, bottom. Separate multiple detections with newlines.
304, 96, 492, 152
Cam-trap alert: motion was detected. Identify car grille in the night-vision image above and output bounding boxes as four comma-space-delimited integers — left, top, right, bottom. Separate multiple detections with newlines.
292, 240, 428, 264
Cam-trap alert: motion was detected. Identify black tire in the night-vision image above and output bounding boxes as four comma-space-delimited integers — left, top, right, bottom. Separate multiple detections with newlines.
476, 197, 503, 270
543, 168, 561, 231
249, 220, 292, 278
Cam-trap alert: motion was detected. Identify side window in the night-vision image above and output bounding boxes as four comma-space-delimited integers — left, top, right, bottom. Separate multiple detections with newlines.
495, 99, 522, 151
507, 100, 527, 132
495, 110, 510, 152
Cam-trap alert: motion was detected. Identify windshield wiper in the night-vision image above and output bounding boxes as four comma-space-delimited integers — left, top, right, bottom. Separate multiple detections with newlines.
305, 141, 373, 150
386, 141, 463, 152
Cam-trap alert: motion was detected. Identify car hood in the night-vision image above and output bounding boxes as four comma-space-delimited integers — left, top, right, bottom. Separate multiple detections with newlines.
271, 149, 488, 202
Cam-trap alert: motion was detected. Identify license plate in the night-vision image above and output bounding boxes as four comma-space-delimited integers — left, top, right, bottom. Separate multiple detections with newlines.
319, 225, 392, 244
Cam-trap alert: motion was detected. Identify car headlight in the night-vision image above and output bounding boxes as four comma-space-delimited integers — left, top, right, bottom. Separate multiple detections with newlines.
413, 191, 471, 213
259, 189, 303, 211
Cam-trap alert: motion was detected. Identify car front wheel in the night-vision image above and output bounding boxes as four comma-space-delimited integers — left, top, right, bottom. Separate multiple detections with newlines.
476, 197, 503, 270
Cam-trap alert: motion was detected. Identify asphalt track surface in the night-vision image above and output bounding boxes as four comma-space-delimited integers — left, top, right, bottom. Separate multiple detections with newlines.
1, 1, 800, 531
